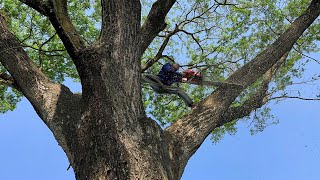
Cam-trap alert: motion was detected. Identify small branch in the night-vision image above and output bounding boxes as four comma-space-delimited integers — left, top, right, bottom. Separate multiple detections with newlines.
141, 26, 179, 72
179, 29, 204, 53
140, 0, 176, 56
180, 63, 225, 70
270, 95, 320, 101
141, 13, 216, 72
292, 46, 320, 64
214, 0, 238, 6
38, 33, 58, 69
22, 44, 66, 53
20, 0, 85, 60
18, 14, 35, 44
289, 76, 320, 85
41, 33, 57, 46
166, 0, 320, 171
181, 4, 218, 29
161, 55, 175, 62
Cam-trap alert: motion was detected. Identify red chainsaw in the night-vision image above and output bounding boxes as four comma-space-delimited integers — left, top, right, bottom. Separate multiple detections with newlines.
181, 69, 243, 87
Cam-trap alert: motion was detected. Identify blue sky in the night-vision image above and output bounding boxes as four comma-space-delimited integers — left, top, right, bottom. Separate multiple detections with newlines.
0, 58, 320, 179
1, 80, 320, 179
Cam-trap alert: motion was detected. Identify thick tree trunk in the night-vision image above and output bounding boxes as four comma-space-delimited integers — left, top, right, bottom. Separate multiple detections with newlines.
2, 0, 319, 180
67, 1, 176, 179
71, 48, 176, 179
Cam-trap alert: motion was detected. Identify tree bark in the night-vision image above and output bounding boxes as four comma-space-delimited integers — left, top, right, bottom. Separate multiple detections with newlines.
71, 0, 178, 179
165, 0, 320, 177
1, 0, 319, 180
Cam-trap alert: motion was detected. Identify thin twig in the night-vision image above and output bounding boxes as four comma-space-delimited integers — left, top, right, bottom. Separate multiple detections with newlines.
270, 95, 320, 101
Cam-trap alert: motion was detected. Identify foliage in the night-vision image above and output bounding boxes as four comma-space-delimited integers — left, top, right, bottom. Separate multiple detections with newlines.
141, 0, 319, 142
0, 0, 319, 142
0, 0, 100, 114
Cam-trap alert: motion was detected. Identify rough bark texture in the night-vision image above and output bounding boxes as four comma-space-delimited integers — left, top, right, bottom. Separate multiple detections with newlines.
165, 0, 320, 177
1, 0, 319, 179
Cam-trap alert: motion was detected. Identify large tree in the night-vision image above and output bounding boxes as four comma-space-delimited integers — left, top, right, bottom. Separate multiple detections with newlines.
0, 0, 319, 179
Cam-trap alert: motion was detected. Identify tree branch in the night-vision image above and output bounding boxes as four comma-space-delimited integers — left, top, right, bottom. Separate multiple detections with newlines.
19, 0, 51, 15
141, 26, 179, 72
0, 12, 81, 166
270, 95, 320, 101
140, 3, 225, 71
0, 72, 19, 90
221, 52, 289, 124
293, 46, 320, 64
20, 0, 85, 60
214, 0, 238, 6
141, 24, 209, 72
140, 0, 176, 56
165, 0, 320, 177
179, 29, 204, 53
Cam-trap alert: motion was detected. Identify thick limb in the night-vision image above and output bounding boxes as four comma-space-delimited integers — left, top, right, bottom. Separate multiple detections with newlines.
19, 0, 85, 60
140, 0, 176, 56
0, 11, 81, 167
165, 1, 320, 178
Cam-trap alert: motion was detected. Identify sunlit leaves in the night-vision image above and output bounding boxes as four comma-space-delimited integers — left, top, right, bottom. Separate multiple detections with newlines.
0, 0, 319, 137
0, 0, 102, 83
0, 0, 100, 114
0, 85, 22, 114
68, 0, 101, 43
141, 0, 319, 141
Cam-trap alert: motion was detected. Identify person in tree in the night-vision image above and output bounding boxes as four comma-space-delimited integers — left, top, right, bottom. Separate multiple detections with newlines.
143, 63, 196, 108
157, 63, 186, 86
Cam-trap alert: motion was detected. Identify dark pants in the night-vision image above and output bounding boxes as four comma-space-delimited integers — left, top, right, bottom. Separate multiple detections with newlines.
142, 74, 194, 107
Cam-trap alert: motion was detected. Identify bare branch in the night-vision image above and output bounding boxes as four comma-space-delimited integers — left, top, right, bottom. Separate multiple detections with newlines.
181, 4, 219, 29
18, 14, 36, 44
161, 55, 175, 62
214, 0, 238, 6
141, 10, 216, 72
22, 44, 66, 53
140, 0, 176, 56
289, 76, 320, 85
179, 29, 204, 53
141, 26, 179, 72
293, 46, 320, 64
270, 95, 320, 101
180, 63, 225, 70
165, 1, 320, 177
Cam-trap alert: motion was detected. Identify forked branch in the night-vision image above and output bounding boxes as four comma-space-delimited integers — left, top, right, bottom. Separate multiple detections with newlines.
221, 52, 289, 124
20, 0, 85, 59
0, 12, 81, 165
165, 1, 320, 177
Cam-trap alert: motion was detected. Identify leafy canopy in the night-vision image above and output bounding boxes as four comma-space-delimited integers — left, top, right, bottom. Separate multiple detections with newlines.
0, 0, 319, 142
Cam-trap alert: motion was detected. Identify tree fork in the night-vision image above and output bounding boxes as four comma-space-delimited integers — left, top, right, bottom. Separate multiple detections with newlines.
1, 0, 319, 179
69, 39, 180, 179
